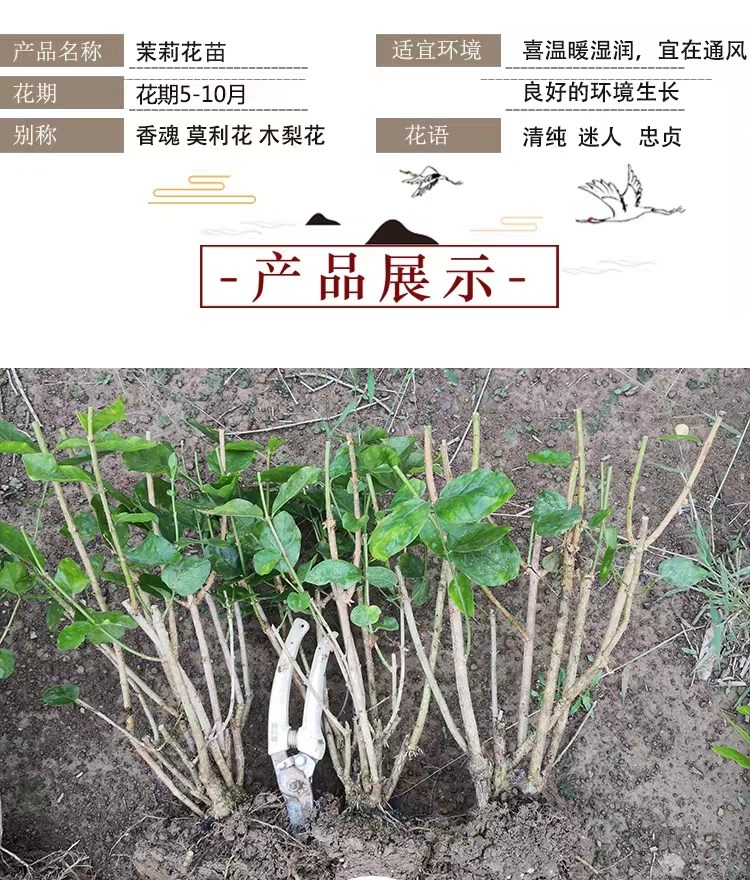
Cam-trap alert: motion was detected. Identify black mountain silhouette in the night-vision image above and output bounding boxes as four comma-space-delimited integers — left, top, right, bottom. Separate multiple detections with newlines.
366, 219, 437, 246
306, 213, 340, 226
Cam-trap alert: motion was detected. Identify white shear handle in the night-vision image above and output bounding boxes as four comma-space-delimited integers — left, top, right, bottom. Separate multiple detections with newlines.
296, 634, 335, 761
268, 617, 309, 754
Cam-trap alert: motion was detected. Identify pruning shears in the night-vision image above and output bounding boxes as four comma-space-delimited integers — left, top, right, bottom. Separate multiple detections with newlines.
268, 617, 334, 829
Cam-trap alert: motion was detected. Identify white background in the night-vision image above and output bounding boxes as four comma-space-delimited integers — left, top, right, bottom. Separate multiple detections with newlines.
0, 1, 748, 366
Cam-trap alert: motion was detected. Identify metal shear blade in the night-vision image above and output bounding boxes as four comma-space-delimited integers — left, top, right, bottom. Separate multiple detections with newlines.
268, 617, 334, 829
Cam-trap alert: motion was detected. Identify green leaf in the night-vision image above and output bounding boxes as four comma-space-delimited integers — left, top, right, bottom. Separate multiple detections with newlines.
527, 450, 573, 468
351, 604, 381, 627
89, 610, 136, 629
137, 573, 172, 600
418, 518, 448, 558
125, 534, 180, 568
54, 558, 89, 596
199, 474, 238, 503
659, 557, 709, 588
531, 490, 583, 537
268, 436, 287, 457
359, 445, 400, 480
61, 512, 99, 545
332, 400, 358, 430
444, 369, 460, 385
0, 560, 34, 595
389, 479, 426, 509
77, 399, 126, 433
374, 615, 399, 632
370, 499, 430, 561
205, 539, 241, 578
447, 523, 511, 553
412, 577, 430, 606
725, 714, 750, 747
306, 559, 362, 588
88, 624, 125, 645
272, 466, 322, 515
397, 552, 423, 579
43, 683, 80, 706
287, 591, 312, 613
208, 440, 263, 476
600, 550, 616, 584
711, 746, 750, 769
162, 556, 211, 596
58, 621, 92, 651
342, 512, 369, 533
542, 552, 560, 572
0, 648, 15, 679
56, 432, 157, 455
258, 465, 303, 484
202, 499, 263, 518
658, 434, 702, 445
736, 705, 750, 717
253, 548, 281, 576
187, 419, 220, 442
362, 427, 388, 444
600, 527, 618, 583
0, 419, 39, 455
434, 469, 516, 524
0, 523, 45, 568
450, 535, 521, 587
259, 512, 301, 571
296, 558, 315, 584
23, 452, 94, 484
46, 602, 65, 630
367, 566, 397, 590
122, 442, 175, 475
448, 572, 474, 617
113, 511, 157, 525
588, 508, 612, 529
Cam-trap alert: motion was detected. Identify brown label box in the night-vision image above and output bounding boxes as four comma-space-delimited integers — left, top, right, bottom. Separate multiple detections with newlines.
0, 35, 124, 67
0, 118, 124, 153
376, 34, 501, 67
0, 76, 123, 109
376, 118, 501, 154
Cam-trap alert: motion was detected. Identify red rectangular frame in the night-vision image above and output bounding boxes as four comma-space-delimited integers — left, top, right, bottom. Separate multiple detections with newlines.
199, 243, 560, 309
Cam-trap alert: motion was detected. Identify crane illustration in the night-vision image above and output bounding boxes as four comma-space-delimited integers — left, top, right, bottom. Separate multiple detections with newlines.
577, 165, 684, 223
400, 166, 463, 197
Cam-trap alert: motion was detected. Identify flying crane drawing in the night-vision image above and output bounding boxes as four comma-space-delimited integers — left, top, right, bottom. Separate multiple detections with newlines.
400, 166, 463, 197
576, 165, 684, 223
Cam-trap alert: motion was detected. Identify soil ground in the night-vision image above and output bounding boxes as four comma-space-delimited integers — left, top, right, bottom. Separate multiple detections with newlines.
1, 368, 748, 880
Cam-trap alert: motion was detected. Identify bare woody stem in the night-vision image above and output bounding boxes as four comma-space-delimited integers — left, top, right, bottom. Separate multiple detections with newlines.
517, 534, 542, 747
626, 436, 648, 545
347, 434, 378, 725
449, 589, 491, 808
489, 611, 507, 795
31, 423, 108, 610
384, 425, 449, 799
543, 518, 648, 774
397, 569, 467, 754
85, 408, 139, 612
76, 699, 204, 818
527, 526, 576, 789
323, 441, 382, 799
32, 422, 134, 733
575, 408, 586, 508
544, 564, 595, 765
512, 517, 649, 774
645, 413, 724, 547
528, 412, 586, 790
448, 421, 490, 804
